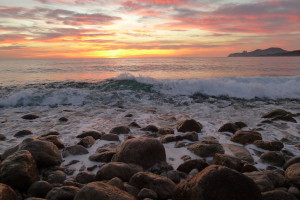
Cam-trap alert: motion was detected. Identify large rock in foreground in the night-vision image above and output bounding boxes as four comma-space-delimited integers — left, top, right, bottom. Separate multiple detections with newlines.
2, 138, 62, 168
285, 163, 300, 187
112, 137, 166, 169
0, 150, 39, 191
174, 165, 262, 200
177, 118, 203, 133
0, 183, 17, 200
130, 172, 176, 200
74, 182, 136, 200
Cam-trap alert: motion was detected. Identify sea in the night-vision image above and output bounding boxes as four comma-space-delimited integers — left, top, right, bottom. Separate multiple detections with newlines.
0, 57, 299, 172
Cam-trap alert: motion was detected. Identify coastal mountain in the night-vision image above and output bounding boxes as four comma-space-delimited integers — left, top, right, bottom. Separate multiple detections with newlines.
228, 47, 300, 57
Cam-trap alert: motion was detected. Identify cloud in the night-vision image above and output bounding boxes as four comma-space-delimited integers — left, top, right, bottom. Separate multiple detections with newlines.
0, 45, 27, 50
162, 0, 300, 33
0, 6, 121, 26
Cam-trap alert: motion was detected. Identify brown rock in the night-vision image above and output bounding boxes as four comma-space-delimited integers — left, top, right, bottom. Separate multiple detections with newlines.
76, 131, 103, 140
177, 159, 208, 174
213, 153, 242, 171
187, 139, 224, 157
230, 130, 262, 145
89, 151, 115, 162
63, 145, 88, 157
40, 135, 65, 149
174, 165, 262, 200
130, 172, 175, 199
254, 140, 284, 151
223, 144, 254, 163
260, 151, 285, 166
101, 133, 120, 141
46, 186, 80, 200
14, 130, 33, 138
110, 126, 130, 135
218, 123, 239, 133
262, 190, 297, 200
0, 150, 39, 191
283, 156, 300, 170
75, 172, 95, 184
22, 114, 39, 120
285, 163, 300, 187
27, 181, 53, 198
112, 137, 166, 169
96, 162, 143, 182
74, 182, 136, 200
160, 134, 177, 143
0, 183, 17, 200
177, 118, 202, 133
2, 138, 62, 168
141, 125, 159, 132
262, 109, 291, 118
78, 136, 95, 148
157, 128, 174, 135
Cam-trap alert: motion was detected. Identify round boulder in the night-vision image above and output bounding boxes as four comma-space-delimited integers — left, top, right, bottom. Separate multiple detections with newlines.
230, 130, 262, 145
130, 172, 176, 200
0, 150, 39, 191
285, 163, 300, 187
74, 182, 136, 200
2, 138, 62, 168
27, 181, 53, 198
112, 137, 166, 169
174, 165, 262, 200
177, 118, 202, 133
260, 151, 285, 166
46, 186, 80, 200
0, 183, 17, 200
177, 159, 208, 174
96, 162, 143, 182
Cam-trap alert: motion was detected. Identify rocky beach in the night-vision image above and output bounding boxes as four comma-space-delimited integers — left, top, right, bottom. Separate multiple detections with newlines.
0, 95, 299, 200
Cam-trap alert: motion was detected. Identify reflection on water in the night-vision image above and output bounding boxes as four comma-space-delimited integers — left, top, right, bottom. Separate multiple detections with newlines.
0, 57, 299, 86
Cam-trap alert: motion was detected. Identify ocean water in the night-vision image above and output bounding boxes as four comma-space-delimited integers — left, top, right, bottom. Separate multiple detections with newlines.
0, 57, 299, 174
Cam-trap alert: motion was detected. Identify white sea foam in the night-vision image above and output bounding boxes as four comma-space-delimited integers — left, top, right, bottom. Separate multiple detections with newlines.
0, 74, 299, 108
117, 74, 300, 99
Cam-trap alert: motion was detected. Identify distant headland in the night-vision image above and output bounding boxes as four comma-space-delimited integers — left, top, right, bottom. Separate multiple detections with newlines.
228, 47, 300, 57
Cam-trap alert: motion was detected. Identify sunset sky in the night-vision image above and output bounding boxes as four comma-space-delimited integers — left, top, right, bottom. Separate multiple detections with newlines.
0, 0, 299, 58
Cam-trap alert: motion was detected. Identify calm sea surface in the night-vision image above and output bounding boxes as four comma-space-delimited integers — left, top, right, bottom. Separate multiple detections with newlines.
0, 57, 299, 86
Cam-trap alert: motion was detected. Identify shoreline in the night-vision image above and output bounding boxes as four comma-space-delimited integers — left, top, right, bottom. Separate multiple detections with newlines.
0, 101, 299, 199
